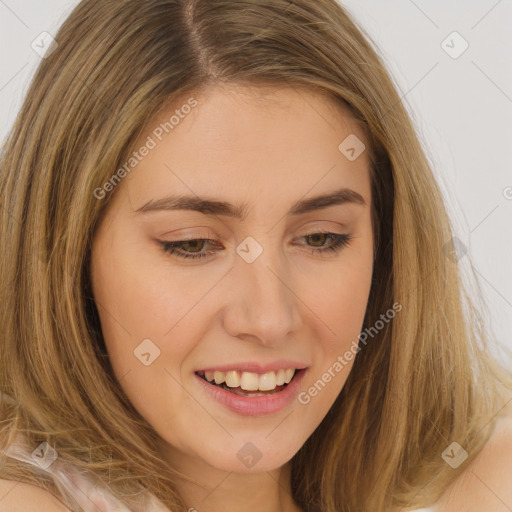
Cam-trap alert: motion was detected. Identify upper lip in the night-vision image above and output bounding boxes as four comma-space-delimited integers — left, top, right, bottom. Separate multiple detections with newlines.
196, 361, 308, 375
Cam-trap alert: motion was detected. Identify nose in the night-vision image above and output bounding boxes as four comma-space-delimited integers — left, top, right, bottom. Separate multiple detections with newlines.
221, 243, 303, 346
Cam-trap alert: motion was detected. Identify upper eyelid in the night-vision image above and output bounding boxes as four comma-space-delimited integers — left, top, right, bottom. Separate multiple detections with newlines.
159, 232, 350, 251
159, 231, 348, 246
160, 228, 348, 241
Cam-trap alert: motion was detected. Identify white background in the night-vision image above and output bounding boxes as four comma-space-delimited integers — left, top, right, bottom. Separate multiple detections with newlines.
1, 0, 511, 362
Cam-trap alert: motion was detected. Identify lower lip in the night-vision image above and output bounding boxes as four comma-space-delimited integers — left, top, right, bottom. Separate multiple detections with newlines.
195, 369, 307, 416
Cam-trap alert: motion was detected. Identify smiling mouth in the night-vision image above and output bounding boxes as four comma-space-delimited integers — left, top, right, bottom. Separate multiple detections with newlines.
195, 368, 301, 397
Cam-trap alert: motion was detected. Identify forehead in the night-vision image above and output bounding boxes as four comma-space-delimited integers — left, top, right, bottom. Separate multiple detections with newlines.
114, 85, 371, 213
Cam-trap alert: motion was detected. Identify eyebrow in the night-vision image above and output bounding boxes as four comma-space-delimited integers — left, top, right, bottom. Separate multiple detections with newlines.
134, 187, 366, 219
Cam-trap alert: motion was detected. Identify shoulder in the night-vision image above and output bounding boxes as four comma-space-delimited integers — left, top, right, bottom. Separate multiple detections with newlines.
435, 400, 512, 512
0, 478, 72, 511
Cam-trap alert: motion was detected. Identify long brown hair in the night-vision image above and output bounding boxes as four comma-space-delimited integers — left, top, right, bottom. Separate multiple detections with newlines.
1, 1, 511, 511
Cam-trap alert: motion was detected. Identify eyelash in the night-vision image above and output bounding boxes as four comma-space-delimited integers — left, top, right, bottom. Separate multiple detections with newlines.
158, 232, 353, 260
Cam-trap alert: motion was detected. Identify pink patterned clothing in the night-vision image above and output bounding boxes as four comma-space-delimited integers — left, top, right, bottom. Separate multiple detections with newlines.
1, 431, 171, 512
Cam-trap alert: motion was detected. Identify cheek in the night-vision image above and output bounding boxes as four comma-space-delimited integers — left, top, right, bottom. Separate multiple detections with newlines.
297, 238, 373, 410
311, 271, 370, 377
90, 235, 207, 423
90, 258, 193, 438
313, 235, 373, 340
91, 224, 180, 343
324, 270, 372, 340
91, 265, 190, 370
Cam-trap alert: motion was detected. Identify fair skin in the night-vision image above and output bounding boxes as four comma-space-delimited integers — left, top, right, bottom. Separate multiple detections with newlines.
89, 85, 374, 512
1, 87, 510, 512
432, 399, 512, 512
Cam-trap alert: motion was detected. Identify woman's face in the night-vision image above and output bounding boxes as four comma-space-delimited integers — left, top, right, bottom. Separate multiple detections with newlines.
90, 85, 373, 475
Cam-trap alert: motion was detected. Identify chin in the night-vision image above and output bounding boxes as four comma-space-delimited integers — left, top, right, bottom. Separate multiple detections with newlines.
197, 436, 302, 474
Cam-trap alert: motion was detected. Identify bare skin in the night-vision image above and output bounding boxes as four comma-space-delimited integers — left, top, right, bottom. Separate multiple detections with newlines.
432, 400, 512, 512
90, 84, 374, 512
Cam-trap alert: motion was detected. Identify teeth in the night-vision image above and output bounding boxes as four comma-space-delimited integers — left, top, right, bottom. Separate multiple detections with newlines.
225, 370, 239, 387
276, 369, 286, 386
201, 368, 297, 391
213, 371, 225, 385
284, 368, 294, 384
259, 372, 277, 391
240, 372, 259, 391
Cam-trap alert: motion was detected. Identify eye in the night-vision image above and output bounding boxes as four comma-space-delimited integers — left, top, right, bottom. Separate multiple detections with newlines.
297, 232, 353, 255
158, 232, 353, 260
159, 238, 220, 260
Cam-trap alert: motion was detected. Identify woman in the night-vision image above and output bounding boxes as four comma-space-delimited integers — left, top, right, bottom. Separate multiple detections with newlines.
1, 1, 511, 511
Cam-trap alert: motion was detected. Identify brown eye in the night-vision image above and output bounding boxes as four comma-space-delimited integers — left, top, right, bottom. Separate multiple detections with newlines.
159, 239, 220, 260
180, 240, 207, 253
306, 233, 330, 247
298, 232, 353, 255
